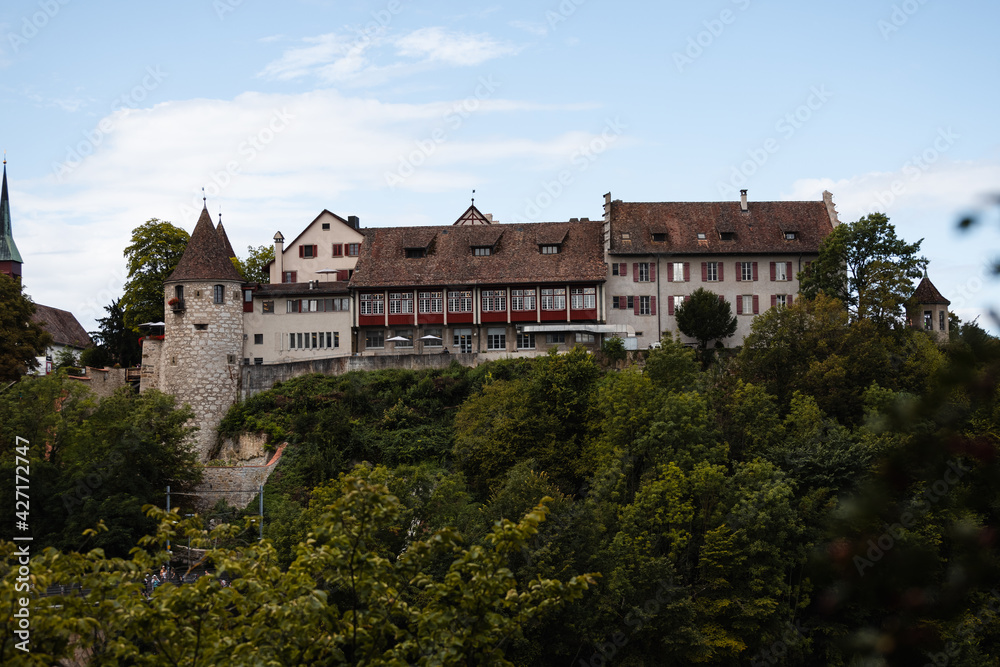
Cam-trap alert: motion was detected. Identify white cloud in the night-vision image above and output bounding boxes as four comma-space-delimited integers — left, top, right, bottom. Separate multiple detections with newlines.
394, 27, 520, 66
509, 20, 548, 37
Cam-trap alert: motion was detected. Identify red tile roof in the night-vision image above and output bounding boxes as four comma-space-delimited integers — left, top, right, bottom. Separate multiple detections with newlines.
168, 207, 244, 282
912, 275, 950, 305
608, 198, 835, 256
32, 304, 92, 349
216, 220, 236, 259
351, 221, 606, 288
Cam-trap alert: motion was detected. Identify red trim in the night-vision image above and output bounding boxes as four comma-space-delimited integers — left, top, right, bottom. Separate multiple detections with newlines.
683, 262, 690, 282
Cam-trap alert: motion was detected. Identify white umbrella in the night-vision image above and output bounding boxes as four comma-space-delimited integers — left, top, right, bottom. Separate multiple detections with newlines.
138, 322, 166, 327
386, 336, 411, 342
419, 334, 442, 340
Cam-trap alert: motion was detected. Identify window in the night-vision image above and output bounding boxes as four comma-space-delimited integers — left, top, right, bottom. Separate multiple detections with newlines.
334, 297, 350, 311
393, 330, 413, 347
448, 290, 473, 313
784, 231, 798, 240
775, 295, 787, 308
194, 323, 208, 331
389, 292, 414, 315
331, 243, 343, 256
347, 243, 360, 256
423, 328, 443, 347
360, 293, 384, 315
253, 334, 263, 345
213, 285, 225, 304
540, 245, 560, 254
517, 332, 535, 349
366, 330, 384, 348
289, 333, 296, 349
651, 233, 667, 243
254, 357, 263, 365
487, 327, 506, 350
311, 332, 318, 348
322, 222, 331, 230
697, 232, 707, 240
627, 296, 635, 310
541, 288, 566, 310
612, 297, 621, 309
511, 289, 536, 311
939, 310, 946, 331
244, 290, 253, 303
473, 246, 492, 256
482, 289, 506, 312
704, 261, 719, 282
612, 263, 621, 276
639, 296, 652, 315
405, 248, 426, 259
297, 333, 304, 348
576, 332, 595, 343
771, 262, 790, 281
282, 271, 297, 283
738, 262, 758, 282
262, 300, 274, 314
545, 333, 566, 344
720, 232, 735, 241
299, 245, 317, 259
737, 295, 760, 315
637, 263, 651, 282
924, 311, 933, 330
571, 287, 596, 309
419, 291, 443, 313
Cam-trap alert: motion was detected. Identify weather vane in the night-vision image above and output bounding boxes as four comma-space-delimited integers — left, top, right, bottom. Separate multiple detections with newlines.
472, 189, 475, 206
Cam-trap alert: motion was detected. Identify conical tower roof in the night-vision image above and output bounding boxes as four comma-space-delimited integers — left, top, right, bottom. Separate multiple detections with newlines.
167, 206, 243, 282
912, 273, 950, 305
0, 161, 24, 264
216, 219, 236, 259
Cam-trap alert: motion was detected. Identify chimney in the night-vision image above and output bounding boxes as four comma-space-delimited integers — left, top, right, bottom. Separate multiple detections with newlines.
272, 231, 284, 283
740, 189, 748, 212
348, 215, 360, 229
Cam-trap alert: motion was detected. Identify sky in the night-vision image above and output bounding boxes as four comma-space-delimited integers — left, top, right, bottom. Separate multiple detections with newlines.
2, 0, 998, 333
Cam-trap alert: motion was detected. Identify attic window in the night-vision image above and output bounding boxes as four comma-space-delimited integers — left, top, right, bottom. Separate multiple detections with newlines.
719, 232, 736, 241
784, 231, 798, 240
621, 233, 631, 241
540, 244, 560, 255
697, 232, 707, 240
651, 233, 667, 243
473, 246, 492, 256
406, 248, 426, 259
322, 223, 330, 230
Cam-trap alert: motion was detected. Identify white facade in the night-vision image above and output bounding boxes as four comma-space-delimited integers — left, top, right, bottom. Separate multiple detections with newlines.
269, 209, 364, 284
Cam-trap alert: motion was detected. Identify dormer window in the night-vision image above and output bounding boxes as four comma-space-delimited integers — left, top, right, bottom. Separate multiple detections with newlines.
621, 233, 631, 241
405, 248, 426, 259
719, 232, 735, 241
473, 246, 492, 256
651, 233, 667, 243
697, 232, 707, 240
540, 244, 560, 255
784, 231, 798, 240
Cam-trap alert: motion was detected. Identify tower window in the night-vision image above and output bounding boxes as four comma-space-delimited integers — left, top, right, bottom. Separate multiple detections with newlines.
213, 285, 224, 304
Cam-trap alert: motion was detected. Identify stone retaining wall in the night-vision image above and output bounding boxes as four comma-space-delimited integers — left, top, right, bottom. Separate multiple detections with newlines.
195, 443, 286, 510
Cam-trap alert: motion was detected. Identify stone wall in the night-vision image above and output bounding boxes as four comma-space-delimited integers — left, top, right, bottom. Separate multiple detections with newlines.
195, 443, 286, 510
214, 431, 270, 465
76, 367, 128, 399
160, 280, 244, 461
241, 352, 481, 399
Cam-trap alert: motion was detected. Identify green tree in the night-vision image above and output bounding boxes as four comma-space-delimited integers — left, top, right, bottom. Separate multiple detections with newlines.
644, 333, 700, 393
120, 218, 189, 331
88, 298, 142, 367
0, 274, 52, 381
233, 243, 274, 283
673, 287, 737, 354
799, 212, 926, 326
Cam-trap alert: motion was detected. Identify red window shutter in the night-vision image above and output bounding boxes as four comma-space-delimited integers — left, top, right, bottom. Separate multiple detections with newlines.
633, 297, 640, 315
667, 263, 674, 282
701, 262, 708, 282
633, 263, 639, 282
650, 296, 657, 315
718, 262, 724, 281
786, 262, 793, 281
770, 262, 776, 281
619, 263, 626, 275
299, 245, 304, 258
289, 271, 297, 283
338, 269, 349, 281
735, 262, 742, 282
771, 294, 777, 308
683, 262, 690, 281
753, 295, 759, 314
684, 295, 691, 303
313, 245, 318, 257
787, 294, 794, 306
752, 262, 759, 281
649, 263, 656, 282
668, 296, 674, 315
736, 297, 743, 315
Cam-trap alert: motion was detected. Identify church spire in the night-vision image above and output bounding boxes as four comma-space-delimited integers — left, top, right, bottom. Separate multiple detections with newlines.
0, 157, 25, 279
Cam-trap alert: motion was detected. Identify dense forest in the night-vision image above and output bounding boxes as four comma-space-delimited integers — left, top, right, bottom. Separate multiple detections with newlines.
2, 295, 1000, 665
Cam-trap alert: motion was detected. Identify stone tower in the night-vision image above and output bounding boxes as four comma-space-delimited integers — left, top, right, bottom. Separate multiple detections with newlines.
155, 205, 245, 461
908, 271, 951, 343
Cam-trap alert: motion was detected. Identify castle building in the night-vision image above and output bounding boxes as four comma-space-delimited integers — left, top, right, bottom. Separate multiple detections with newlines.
908, 271, 951, 342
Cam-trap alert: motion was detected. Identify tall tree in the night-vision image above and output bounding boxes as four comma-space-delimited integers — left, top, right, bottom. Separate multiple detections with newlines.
799, 212, 926, 326
120, 219, 189, 331
0, 274, 52, 381
674, 287, 737, 355
87, 298, 141, 367
233, 244, 274, 284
